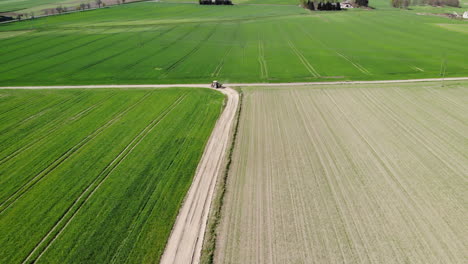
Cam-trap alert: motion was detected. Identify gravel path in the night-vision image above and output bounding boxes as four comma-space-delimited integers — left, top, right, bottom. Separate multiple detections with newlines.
160, 87, 239, 264
1, 77, 468, 90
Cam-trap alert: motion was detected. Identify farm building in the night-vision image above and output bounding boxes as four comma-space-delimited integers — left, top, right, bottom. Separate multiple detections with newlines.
341, 1, 353, 8
199, 0, 233, 5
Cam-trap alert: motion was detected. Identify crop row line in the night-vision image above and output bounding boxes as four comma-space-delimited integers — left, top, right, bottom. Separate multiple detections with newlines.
211, 24, 239, 78
0, 93, 116, 165
324, 91, 452, 261
0, 92, 152, 214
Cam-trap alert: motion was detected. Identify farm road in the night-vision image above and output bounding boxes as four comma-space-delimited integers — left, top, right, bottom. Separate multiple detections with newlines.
1, 77, 468, 90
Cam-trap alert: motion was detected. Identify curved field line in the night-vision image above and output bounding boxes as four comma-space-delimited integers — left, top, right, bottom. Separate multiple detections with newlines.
1, 28, 111, 66
0, 28, 113, 75
0, 92, 152, 214
0, 93, 116, 165
64, 26, 171, 77
159, 24, 219, 79
119, 25, 180, 70
22, 94, 188, 264
211, 24, 239, 78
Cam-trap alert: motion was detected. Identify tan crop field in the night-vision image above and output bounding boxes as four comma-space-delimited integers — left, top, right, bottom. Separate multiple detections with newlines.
216, 81, 468, 263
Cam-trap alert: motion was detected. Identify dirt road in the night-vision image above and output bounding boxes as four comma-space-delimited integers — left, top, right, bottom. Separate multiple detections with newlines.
159, 87, 239, 264
1, 77, 468, 90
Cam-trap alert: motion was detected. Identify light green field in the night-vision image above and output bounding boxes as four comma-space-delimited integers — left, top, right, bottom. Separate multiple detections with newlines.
0, 87, 224, 263
0, 2, 467, 86
217, 80, 468, 263
0, 0, 71, 13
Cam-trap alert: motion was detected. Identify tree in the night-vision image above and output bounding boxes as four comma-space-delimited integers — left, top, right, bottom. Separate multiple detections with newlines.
56, 5, 64, 13
96, 0, 103, 8
355, 0, 369, 6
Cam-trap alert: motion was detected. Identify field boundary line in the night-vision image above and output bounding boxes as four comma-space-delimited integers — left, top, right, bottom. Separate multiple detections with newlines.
160, 87, 239, 264
0, 92, 152, 214
22, 93, 188, 264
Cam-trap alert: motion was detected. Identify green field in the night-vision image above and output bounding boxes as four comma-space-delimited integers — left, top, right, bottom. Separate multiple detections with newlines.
0, 87, 224, 263
0, 2, 467, 85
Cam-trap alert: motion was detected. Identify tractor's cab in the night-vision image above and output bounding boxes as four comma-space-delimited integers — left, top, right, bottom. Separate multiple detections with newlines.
211, 80, 222, 89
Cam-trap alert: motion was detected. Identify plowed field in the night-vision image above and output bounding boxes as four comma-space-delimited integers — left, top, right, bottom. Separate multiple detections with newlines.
217, 81, 467, 263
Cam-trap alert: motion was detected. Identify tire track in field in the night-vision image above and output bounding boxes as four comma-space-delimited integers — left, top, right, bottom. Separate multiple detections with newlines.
287, 40, 320, 78
65, 26, 176, 77
211, 24, 239, 78
295, 24, 371, 77
258, 41, 268, 80
211, 45, 233, 78
335, 52, 371, 75
23, 94, 188, 264
0, 31, 63, 55
0, 93, 116, 165
1, 28, 111, 66
0, 28, 113, 75
2, 27, 137, 82
0, 92, 152, 214
109, 95, 199, 263
0, 93, 81, 136
159, 24, 219, 79
118, 25, 181, 70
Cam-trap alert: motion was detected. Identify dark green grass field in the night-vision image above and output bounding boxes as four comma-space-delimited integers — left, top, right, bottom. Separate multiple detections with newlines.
0, 88, 224, 263
0, 2, 467, 85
